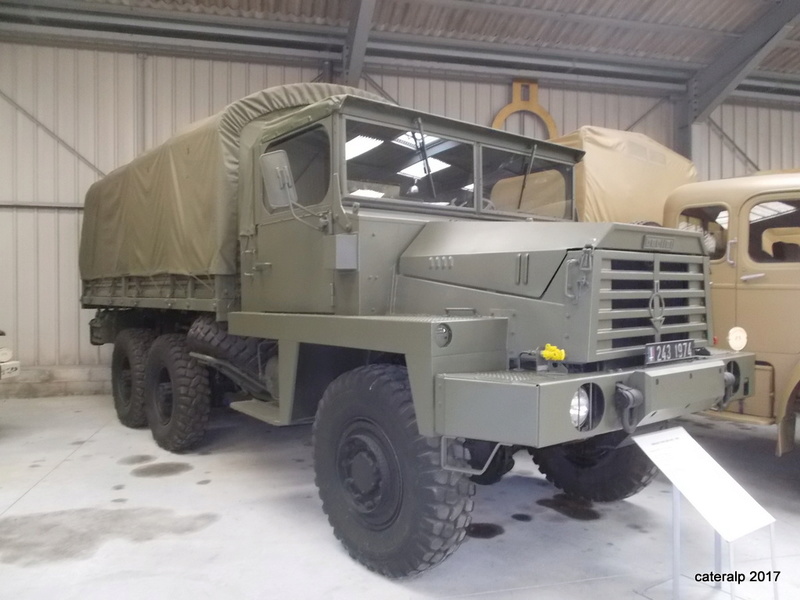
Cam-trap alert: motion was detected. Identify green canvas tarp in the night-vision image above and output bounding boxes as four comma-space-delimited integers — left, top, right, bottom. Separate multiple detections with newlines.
80, 83, 384, 280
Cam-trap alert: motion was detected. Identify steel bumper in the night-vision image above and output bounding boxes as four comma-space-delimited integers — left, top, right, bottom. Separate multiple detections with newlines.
434, 351, 755, 448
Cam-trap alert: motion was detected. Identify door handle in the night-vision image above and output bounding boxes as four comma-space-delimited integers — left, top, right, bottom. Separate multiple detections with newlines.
725, 238, 737, 266
740, 272, 765, 282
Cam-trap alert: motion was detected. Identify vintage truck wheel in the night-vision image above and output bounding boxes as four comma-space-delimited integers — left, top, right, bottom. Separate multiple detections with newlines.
313, 364, 475, 578
143, 334, 211, 452
531, 431, 658, 502
111, 328, 156, 428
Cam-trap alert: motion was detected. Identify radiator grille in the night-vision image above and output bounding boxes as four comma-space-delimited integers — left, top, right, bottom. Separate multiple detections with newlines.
595, 252, 708, 358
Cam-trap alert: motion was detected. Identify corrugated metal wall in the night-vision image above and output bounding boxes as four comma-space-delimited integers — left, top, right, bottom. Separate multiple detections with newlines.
693, 103, 800, 180
1, 40, 797, 378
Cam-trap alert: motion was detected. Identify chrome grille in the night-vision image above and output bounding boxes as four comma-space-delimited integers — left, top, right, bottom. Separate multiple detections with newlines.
595, 251, 709, 358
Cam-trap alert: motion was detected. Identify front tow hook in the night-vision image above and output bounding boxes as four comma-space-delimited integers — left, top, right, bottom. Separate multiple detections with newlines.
615, 383, 644, 434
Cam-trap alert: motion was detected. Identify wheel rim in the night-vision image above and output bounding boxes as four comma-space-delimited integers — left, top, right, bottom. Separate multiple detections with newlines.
116, 357, 133, 408
154, 367, 174, 425
336, 419, 402, 530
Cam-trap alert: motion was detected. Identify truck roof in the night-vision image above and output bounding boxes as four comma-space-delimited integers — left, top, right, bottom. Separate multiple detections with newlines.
666, 172, 800, 213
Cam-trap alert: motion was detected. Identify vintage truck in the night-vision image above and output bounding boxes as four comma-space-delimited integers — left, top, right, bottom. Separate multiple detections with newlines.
665, 173, 800, 457
80, 83, 755, 577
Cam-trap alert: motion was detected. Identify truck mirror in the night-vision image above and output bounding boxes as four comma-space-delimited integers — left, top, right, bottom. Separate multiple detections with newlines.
260, 150, 298, 209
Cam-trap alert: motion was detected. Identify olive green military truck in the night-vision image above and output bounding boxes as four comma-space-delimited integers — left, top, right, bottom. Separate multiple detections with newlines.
80, 83, 755, 577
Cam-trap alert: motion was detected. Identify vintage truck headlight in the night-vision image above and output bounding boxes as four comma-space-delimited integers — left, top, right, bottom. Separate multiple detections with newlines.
570, 387, 590, 429
569, 384, 604, 431
0, 346, 12, 363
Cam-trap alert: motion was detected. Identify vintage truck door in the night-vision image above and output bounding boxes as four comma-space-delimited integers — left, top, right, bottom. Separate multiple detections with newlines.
244, 124, 335, 313
734, 193, 800, 419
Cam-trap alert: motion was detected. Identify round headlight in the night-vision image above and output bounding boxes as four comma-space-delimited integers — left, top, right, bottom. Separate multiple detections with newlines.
727, 326, 748, 352
569, 384, 604, 431
0, 347, 12, 363
570, 387, 590, 429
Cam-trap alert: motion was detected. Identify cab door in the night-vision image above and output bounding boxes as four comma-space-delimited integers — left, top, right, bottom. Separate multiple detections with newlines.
243, 124, 335, 313
735, 194, 800, 416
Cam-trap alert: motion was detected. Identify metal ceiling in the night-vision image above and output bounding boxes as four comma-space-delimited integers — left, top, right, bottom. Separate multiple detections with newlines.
2, 1, 800, 127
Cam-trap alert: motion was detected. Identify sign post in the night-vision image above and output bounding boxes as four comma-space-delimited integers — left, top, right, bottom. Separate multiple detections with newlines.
634, 427, 777, 600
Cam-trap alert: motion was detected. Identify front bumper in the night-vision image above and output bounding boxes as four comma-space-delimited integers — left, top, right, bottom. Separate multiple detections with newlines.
0, 360, 20, 380
434, 351, 755, 448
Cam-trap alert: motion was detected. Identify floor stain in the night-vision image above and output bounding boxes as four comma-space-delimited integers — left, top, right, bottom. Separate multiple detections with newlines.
130, 462, 193, 478
111, 498, 127, 504
196, 480, 211, 486
0, 508, 219, 566
112, 484, 125, 491
466, 523, 504, 539
511, 513, 532, 522
537, 494, 600, 521
117, 455, 156, 466
627, 523, 648, 533
28, 464, 41, 469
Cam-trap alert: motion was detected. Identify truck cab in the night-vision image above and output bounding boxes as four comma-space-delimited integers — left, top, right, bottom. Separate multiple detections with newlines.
665, 173, 800, 455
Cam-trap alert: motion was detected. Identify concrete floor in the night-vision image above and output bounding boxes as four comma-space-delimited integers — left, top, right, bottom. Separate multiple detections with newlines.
1, 395, 799, 600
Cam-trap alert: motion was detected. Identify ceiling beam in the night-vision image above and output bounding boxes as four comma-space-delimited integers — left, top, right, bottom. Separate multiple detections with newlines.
342, 0, 376, 86
690, 0, 800, 122
421, 0, 737, 40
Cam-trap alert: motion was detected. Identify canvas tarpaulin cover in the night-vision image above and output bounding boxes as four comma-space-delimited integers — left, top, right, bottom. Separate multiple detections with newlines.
553, 126, 697, 224
79, 83, 384, 280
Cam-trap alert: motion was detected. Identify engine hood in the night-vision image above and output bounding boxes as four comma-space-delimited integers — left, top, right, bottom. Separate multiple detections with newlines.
399, 220, 705, 298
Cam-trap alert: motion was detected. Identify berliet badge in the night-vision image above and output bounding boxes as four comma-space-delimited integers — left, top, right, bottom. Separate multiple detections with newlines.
648, 282, 666, 330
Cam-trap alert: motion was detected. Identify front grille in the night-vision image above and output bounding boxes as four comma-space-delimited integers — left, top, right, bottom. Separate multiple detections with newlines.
595, 251, 709, 359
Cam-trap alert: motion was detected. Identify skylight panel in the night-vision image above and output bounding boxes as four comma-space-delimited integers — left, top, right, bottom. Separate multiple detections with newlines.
392, 132, 440, 149
398, 158, 450, 179
346, 136, 383, 160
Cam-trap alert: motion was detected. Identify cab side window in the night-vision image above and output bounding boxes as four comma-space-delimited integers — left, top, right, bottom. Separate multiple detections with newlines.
678, 206, 728, 261
266, 126, 330, 208
747, 199, 800, 263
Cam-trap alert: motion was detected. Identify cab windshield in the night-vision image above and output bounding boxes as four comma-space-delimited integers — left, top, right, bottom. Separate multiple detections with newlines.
343, 118, 573, 219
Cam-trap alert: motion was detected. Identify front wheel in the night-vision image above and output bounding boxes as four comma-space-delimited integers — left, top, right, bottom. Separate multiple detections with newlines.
531, 431, 658, 502
313, 364, 475, 578
143, 334, 211, 452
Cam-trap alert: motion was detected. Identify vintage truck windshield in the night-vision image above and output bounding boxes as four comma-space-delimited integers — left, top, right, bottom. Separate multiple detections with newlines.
344, 118, 573, 219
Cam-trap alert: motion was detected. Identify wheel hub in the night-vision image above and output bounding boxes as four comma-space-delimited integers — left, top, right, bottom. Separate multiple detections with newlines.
337, 421, 401, 529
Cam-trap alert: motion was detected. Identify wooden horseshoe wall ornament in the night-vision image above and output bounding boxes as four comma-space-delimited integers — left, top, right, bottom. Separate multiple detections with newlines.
492, 80, 558, 139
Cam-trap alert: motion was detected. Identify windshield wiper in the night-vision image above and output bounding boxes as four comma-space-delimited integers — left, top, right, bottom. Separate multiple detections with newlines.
412, 117, 437, 200
517, 143, 538, 210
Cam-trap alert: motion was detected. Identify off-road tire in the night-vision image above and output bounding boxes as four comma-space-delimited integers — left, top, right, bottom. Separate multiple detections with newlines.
313, 364, 475, 578
531, 431, 658, 502
187, 314, 272, 378
111, 328, 156, 428
143, 334, 211, 452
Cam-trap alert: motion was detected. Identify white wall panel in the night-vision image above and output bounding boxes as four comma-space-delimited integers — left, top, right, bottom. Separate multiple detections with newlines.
693, 102, 800, 181
0, 43, 322, 373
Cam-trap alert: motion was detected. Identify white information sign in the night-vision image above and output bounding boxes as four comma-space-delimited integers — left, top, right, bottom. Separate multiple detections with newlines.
634, 427, 774, 542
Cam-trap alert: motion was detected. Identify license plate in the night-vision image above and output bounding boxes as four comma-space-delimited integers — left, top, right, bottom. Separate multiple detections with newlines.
0, 361, 20, 379
645, 340, 695, 365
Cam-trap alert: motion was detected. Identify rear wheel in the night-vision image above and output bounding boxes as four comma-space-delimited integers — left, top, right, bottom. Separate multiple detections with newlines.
143, 334, 211, 452
531, 431, 657, 502
313, 364, 474, 578
111, 328, 156, 428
